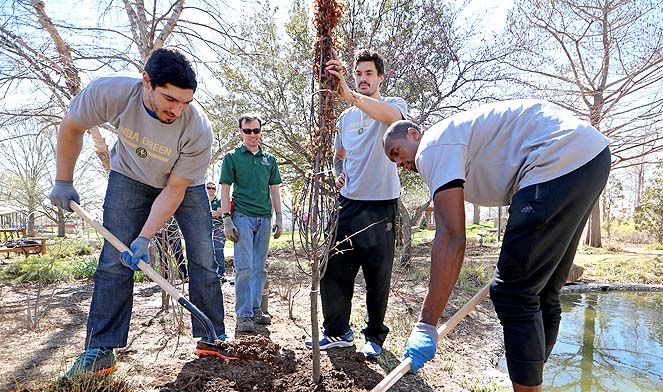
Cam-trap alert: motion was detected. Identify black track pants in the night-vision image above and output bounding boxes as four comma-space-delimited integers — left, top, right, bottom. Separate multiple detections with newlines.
320, 196, 397, 346
490, 147, 611, 386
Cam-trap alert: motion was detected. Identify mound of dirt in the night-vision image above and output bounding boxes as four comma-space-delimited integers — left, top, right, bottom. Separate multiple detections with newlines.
214, 334, 283, 361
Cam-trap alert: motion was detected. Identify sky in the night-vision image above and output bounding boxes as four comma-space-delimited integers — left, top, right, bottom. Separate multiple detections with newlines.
460, 0, 511, 36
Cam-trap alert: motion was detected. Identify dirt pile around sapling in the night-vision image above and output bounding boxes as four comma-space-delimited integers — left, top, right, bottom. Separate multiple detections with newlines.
217, 334, 282, 361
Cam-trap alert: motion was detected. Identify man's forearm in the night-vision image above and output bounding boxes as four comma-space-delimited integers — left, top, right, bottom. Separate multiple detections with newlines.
419, 234, 466, 325
269, 185, 282, 213
56, 116, 87, 181
220, 184, 231, 213
333, 155, 344, 177
139, 187, 185, 240
345, 91, 402, 124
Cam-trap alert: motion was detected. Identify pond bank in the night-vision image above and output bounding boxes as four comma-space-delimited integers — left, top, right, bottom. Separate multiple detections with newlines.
562, 281, 663, 293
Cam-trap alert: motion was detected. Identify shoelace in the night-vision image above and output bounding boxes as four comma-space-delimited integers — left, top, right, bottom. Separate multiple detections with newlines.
75, 349, 111, 366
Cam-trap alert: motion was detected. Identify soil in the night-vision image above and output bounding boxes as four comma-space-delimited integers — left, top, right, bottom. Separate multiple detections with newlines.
0, 244, 511, 392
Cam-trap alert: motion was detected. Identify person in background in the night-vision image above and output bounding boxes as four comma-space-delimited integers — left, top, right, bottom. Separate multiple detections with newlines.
383, 99, 610, 392
219, 113, 283, 334
49, 48, 228, 377
206, 181, 226, 283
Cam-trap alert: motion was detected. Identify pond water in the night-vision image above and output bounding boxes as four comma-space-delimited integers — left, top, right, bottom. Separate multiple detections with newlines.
543, 291, 663, 391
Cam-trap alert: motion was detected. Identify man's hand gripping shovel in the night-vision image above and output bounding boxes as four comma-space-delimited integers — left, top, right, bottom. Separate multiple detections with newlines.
70, 201, 237, 360
371, 283, 491, 392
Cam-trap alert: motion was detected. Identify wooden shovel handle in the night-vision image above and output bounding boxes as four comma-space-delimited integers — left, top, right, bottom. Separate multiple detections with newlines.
371, 283, 491, 392
70, 201, 183, 300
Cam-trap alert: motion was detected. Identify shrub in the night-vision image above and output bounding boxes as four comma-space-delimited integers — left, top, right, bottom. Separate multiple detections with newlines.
48, 238, 95, 258
0, 255, 99, 283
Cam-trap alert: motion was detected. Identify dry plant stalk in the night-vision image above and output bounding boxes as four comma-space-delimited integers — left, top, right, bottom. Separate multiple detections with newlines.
151, 224, 187, 331
25, 275, 56, 331
299, 0, 345, 384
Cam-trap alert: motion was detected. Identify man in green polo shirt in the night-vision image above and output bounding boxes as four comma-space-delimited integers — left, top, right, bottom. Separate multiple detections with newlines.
219, 113, 283, 333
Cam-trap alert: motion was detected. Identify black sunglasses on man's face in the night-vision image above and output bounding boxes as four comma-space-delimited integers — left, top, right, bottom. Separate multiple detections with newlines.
241, 127, 261, 135
206, 186, 216, 190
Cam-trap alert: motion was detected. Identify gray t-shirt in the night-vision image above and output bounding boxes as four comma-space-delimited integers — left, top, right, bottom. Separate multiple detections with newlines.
68, 74, 212, 188
416, 99, 610, 206
335, 96, 408, 200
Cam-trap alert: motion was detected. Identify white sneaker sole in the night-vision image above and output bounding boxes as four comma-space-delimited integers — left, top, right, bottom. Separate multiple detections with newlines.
308, 339, 354, 350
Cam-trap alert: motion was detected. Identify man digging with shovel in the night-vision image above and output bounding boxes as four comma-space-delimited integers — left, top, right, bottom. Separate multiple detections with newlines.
49, 48, 228, 377
383, 100, 610, 392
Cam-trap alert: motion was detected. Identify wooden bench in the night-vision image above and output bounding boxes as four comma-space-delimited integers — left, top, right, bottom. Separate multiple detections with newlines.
0, 228, 47, 257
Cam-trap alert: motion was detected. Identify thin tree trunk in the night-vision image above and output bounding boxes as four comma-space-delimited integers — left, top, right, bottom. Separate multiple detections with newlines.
635, 163, 645, 209
588, 201, 602, 247
399, 198, 430, 267
472, 203, 480, 224
27, 214, 36, 237
399, 199, 412, 267
57, 209, 65, 237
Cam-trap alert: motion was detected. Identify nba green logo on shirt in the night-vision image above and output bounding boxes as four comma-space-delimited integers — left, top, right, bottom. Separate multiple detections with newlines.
136, 147, 148, 158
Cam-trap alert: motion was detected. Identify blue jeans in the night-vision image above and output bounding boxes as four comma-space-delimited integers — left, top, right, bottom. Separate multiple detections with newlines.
85, 171, 225, 348
232, 212, 270, 318
212, 226, 226, 277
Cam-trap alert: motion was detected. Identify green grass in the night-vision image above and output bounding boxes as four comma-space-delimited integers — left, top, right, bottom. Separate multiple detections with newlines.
460, 379, 509, 392
457, 261, 492, 288
440, 361, 454, 372
575, 252, 663, 284
408, 222, 498, 247
411, 229, 435, 246
466, 222, 495, 236
11, 373, 132, 392
47, 237, 97, 258
646, 242, 663, 250
0, 237, 147, 284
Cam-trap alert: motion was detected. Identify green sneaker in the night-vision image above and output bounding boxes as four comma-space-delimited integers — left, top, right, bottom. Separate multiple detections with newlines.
64, 348, 116, 377
198, 333, 228, 343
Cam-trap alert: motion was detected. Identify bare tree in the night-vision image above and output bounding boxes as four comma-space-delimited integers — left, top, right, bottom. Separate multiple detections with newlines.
0, 118, 103, 236
0, 0, 241, 173
208, 0, 320, 193
503, 0, 663, 247
337, 0, 516, 125
0, 121, 52, 235
0, 0, 113, 170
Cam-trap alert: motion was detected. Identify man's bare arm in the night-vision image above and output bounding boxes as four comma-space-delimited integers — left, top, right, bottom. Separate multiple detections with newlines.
55, 114, 89, 181
419, 187, 467, 325
269, 184, 282, 213
220, 183, 232, 214
139, 174, 191, 239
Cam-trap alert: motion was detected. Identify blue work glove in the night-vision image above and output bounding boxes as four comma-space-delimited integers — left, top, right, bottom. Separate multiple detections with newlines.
49, 180, 80, 212
403, 322, 439, 374
120, 236, 150, 271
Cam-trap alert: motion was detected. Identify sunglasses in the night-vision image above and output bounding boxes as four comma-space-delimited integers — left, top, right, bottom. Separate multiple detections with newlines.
206, 186, 216, 190
241, 127, 262, 135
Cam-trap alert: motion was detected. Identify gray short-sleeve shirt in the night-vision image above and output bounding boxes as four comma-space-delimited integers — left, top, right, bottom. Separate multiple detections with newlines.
415, 100, 610, 206
335, 96, 408, 200
67, 74, 212, 188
